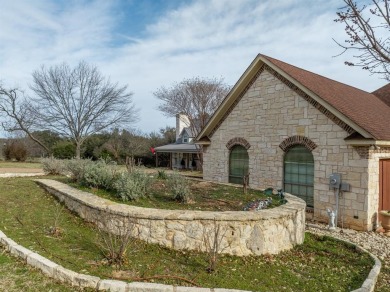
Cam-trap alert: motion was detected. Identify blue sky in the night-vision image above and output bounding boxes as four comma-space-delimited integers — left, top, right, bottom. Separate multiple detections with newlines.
0, 0, 386, 137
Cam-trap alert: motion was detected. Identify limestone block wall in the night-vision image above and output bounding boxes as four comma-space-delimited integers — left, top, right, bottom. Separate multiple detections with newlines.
203, 68, 373, 230
35, 179, 306, 256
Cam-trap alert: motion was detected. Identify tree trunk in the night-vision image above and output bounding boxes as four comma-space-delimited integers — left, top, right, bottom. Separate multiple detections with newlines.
76, 142, 81, 159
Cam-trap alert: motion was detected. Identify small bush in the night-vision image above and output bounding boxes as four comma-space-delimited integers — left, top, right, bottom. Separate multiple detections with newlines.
167, 172, 190, 203
52, 141, 76, 159
41, 158, 66, 175
12, 142, 28, 161
157, 170, 168, 180
113, 170, 152, 201
65, 158, 93, 183
82, 159, 118, 190
96, 212, 138, 267
2, 144, 12, 161
2, 141, 28, 161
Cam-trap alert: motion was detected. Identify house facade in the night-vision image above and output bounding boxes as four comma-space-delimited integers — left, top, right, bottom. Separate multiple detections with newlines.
154, 114, 200, 169
196, 54, 390, 231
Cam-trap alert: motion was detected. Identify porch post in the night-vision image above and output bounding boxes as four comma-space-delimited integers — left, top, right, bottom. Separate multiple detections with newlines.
155, 152, 158, 168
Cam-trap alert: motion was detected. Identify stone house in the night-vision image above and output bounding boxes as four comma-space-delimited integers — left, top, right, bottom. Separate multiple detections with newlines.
154, 114, 200, 169
196, 54, 390, 231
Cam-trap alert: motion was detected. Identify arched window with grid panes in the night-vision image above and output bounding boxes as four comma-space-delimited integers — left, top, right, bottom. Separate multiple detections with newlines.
229, 145, 249, 184
283, 145, 314, 207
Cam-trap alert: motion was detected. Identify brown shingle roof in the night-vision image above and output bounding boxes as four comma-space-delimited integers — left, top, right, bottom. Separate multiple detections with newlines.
262, 55, 390, 140
372, 83, 390, 107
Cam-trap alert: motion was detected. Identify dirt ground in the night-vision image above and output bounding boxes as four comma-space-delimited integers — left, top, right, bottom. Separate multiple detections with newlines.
0, 168, 43, 174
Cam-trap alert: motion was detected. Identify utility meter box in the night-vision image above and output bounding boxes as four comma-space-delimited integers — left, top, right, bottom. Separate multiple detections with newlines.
329, 173, 341, 189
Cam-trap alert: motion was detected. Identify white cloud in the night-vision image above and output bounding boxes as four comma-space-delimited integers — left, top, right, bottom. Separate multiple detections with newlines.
0, 0, 387, 135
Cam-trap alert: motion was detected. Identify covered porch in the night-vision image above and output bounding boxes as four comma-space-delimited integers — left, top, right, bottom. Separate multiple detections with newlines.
154, 144, 201, 170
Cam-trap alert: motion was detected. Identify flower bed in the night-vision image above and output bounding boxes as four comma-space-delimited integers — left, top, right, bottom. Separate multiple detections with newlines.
36, 179, 306, 256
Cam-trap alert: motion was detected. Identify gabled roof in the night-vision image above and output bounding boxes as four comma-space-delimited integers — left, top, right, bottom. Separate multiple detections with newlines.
197, 54, 390, 142
180, 127, 194, 138
372, 83, 390, 107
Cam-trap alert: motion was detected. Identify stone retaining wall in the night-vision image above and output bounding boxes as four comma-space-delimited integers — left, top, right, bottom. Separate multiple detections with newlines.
35, 179, 306, 256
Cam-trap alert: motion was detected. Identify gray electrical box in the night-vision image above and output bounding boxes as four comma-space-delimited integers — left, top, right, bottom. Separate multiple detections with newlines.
329, 173, 341, 189
340, 182, 350, 192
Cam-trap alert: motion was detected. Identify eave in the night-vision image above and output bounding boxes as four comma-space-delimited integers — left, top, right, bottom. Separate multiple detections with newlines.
344, 140, 390, 147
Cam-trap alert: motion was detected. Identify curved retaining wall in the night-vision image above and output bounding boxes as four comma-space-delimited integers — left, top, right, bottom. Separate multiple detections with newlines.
35, 179, 306, 256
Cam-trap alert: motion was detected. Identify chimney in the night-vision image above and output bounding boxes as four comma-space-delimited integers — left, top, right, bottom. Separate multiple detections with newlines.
176, 114, 190, 141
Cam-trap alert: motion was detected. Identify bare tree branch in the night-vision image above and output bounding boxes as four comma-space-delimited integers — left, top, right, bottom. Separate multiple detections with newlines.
0, 86, 51, 154
335, 0, 390, 80
154, 77, 230, 136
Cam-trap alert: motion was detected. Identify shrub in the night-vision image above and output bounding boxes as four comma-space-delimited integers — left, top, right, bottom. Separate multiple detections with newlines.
65, 158, 93, 183
157, 170, 168, 180
82, 159, 118, 190
12, 142, 28, 161
41, 157, 66, 175
52, 141, 76, 159
167, 172, 190, 203
2, 141, 28, 161
113, 170, 152, 201
2, 143, 12, 161
96, 212, 138, 267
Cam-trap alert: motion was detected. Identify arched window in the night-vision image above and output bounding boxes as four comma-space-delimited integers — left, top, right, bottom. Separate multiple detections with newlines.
229, 145, 249, 184
284, 145, 314, 207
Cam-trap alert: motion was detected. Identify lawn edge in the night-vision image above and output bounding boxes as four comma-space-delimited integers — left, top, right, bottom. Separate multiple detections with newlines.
0, 225, 381, 291
305, 230, 381, 292
0, 230, 249, 291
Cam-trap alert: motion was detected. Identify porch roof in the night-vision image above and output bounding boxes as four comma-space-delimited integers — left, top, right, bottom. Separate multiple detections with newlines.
154, 143, 198, 153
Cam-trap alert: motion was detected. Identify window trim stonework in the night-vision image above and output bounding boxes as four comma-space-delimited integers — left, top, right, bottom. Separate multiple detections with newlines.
279, 135, 317, 152
226, 137, 251, 150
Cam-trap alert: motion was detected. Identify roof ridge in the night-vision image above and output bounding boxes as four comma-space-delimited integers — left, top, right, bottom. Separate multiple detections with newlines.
261, 54, 373, 96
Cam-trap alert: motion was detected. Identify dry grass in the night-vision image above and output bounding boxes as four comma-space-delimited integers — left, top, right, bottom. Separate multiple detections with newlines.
0, 248, 80, 292
0, 161, 42, 169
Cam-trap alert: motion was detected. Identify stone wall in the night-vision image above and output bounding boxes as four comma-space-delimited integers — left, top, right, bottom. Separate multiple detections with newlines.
203, 68, 374, 230
35, 179, 306, 256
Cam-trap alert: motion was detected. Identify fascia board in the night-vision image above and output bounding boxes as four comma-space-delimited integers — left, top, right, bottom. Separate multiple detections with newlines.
345, 140, 390, 146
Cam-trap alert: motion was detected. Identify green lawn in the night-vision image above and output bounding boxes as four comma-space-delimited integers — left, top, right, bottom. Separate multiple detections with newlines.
0, 249, 80, 291
0, 177, 379, 291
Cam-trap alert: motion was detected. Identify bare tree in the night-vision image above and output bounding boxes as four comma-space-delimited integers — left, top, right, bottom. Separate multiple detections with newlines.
335, 0, 390, 80
30, 61, 138, 159
0, 86, 51, 154
101, 129, 149, 163
154, 77, 230, 136
154, 77, 230, 167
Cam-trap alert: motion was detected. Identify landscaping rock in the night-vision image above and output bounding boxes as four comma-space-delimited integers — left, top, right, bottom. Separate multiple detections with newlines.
54, 266, 78, 286
127, 282, 173, 292
0, 237, 17, 251
73, 273, 100, 289
26, 252, 59, 276
98, 279, 128, 291
176, 286, 210, 291
9, 244, 33, 260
